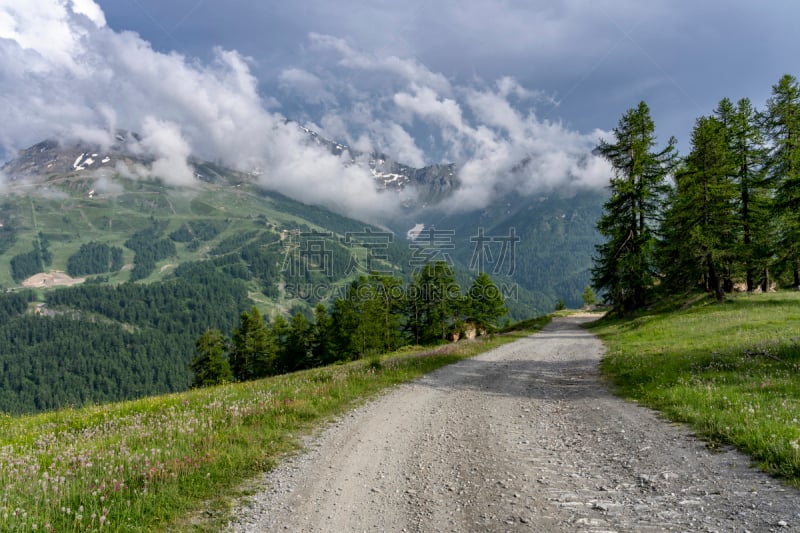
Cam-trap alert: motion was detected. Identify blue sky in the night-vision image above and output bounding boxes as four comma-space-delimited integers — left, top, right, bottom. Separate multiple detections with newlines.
1, 1, 798, 215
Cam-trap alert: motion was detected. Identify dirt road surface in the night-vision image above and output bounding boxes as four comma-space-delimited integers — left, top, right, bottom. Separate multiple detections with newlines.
229, 316, 800, 532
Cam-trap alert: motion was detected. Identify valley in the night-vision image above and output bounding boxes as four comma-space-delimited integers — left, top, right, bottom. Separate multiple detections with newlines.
0, 137, 603, 414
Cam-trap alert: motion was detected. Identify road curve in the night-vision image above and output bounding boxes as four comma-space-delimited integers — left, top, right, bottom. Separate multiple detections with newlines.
230, 316, 800, 532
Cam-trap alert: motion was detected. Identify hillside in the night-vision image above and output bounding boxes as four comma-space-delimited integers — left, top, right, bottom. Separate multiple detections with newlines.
588, 292, 800, 483
0, 136, 604, 413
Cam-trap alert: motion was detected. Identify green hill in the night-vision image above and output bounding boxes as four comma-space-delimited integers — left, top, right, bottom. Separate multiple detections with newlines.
588, 292, 800, 484
0, 138, 604, 413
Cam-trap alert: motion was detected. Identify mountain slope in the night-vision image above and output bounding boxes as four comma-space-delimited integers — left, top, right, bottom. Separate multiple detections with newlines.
0, 135, 605, 413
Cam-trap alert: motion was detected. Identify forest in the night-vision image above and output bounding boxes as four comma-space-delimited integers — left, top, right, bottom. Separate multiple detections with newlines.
190, 262, 508, 386
592, 74, 800, 312
0, 262, 252, 413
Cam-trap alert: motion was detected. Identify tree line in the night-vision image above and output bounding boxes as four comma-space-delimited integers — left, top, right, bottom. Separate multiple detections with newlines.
191, 262, 508, 386
593, 74, 800, 312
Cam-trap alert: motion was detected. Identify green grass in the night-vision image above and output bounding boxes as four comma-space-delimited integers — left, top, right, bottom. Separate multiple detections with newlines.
587, 292, 800, 485
0, 325, 544, 532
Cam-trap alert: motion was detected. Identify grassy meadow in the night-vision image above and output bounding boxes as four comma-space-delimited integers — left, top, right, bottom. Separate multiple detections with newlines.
0, 321, 548, 532
588, 292, 800, 485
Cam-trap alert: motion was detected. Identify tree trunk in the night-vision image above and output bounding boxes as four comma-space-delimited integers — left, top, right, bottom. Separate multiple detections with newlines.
746, 268, 755, 292
794, 257, 800, 290
761, 268, 771, 293
707, 254, 725, 301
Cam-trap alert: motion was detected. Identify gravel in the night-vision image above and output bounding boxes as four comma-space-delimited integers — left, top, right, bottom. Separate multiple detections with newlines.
228, 316, 800, 532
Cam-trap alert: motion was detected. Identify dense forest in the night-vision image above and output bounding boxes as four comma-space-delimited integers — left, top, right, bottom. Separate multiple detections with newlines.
593, 74, 800, 312
0, 262, 252, 413
190, 263, 508, 386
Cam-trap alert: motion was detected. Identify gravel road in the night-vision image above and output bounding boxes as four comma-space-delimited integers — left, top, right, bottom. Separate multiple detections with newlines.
229, 316, 800, 532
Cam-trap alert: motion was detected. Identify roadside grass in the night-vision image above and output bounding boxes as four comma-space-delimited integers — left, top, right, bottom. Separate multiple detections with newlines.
587, 292, 800, 486
0, 323, 546, 532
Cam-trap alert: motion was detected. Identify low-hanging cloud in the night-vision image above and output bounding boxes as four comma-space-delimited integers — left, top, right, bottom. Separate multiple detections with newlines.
306, 37, 612, 211
0, 0, 400, 220
0, 1, 610, 219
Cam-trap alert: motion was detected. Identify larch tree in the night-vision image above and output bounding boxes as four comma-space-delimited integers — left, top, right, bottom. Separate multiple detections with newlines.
230, 306, 276, 380
764, 74, 800, 288
465, 272, 507, 332
592, 101, 677, 312
190, 328, 233, 387
715, 97, 772, 291
662, 115, 737, 301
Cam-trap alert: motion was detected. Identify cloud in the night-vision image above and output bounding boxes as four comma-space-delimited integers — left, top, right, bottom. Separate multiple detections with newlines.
278, 68, 335, 105
0, 2, 610, 217
309, 33, 452, 95
91, 174, 124, 195
137, 117, 196, 187
0, 1, 401, 219
293, 35, 612, 210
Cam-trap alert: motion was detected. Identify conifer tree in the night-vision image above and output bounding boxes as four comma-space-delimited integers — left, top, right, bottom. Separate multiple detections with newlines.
408, 261, 461, 342
592, 101, 677, 311
465, 272, 507, 332
715, 97, 772, 291
230, 307, 276, 380
191, 329, 233, 387
764, 74, 800, 288
311, 303, 336, 366
281, 312, 313, 372
662, 116, 737, 300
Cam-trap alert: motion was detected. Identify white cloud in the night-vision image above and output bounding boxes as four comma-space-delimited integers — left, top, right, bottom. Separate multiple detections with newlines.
69, 0, 105, 26
0, 2, 401, 219
138, 117, 196, 187
92, 174, 124, 194
309, 33, 452, 95
279, 68, 335, 105
0, 2, 611, 216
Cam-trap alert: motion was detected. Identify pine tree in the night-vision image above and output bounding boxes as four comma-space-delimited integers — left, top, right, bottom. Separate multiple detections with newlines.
592, 101, 677, 312
311, 303, 336, 365
408, 261, 461, 342
191, 329, 233, 387
465, 272, 507, 332
715, 97, 772, 291
365, 273, 405, 352
230, 307, 276, 380
330, 289, 360, 359
764, 74, 800, 288
662, 116, 737, 300
281, 312, 313, 372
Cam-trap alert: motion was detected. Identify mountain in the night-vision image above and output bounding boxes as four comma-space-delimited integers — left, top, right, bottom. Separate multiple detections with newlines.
0, 132, 604, 413
299, 124, 459, 204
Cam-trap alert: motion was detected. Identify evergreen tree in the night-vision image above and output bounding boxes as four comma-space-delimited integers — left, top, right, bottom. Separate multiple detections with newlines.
716, 98, 772, 291
281, 312, 313, 372
592, 101, 677, 312
191, 329, 233, 387
330, 289, 361, 358
465, 272, 507, 332
311, 303, 336, 365
230, 307, 276, 380
764, 74, 800, 288
365, 273, 405, 352
661, 116, 737, 300
408, 261, 462, 343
